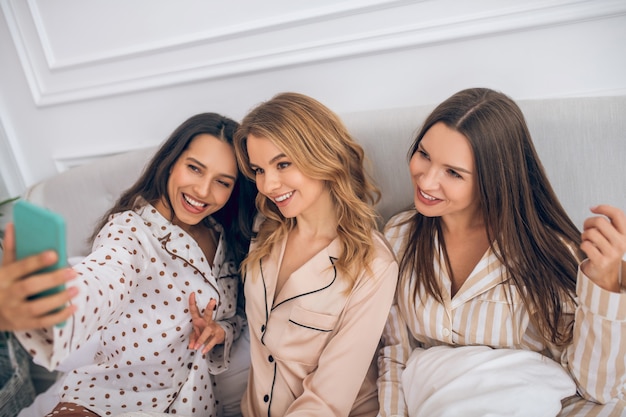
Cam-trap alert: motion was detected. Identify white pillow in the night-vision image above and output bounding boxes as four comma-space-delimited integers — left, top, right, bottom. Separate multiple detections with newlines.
402, 345, 576, 417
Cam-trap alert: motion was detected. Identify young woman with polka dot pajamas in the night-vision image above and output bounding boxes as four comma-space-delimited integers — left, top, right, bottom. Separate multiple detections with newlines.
2, 113, 257, 416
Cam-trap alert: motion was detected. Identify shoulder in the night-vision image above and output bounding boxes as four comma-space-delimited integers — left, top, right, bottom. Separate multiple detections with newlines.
383, 209, 416, 255
96, 205, 161, 242
384, 209, 416, 233
370, 229, 398, 265
347, 230, 399, 292
101, 208, 145, 230
363, 230, 399, 284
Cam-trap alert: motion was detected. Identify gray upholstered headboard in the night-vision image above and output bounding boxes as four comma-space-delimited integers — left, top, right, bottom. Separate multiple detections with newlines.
343, 96, 626, 228
25, 96, 626, 258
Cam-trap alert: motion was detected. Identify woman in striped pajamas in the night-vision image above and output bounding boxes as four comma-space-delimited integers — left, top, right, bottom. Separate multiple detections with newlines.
377, 88, 625, 417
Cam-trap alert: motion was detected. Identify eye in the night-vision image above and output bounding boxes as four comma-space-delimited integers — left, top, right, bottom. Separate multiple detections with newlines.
216, 178, 233, 188
277, 161, 291, 170
416, 149, 429, 160
251, 167, 264, 175
447, 169, 462, 179
188, 164, 201, 173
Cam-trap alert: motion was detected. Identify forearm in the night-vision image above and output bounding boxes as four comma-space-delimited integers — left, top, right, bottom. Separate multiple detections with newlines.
565, 267, 626, 403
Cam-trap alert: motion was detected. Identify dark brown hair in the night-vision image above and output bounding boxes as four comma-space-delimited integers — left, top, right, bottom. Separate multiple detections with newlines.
90, 113, 257, 264
399, 88, 583, 347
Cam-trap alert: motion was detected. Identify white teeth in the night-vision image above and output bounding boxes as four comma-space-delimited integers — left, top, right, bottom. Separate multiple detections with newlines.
420, 190, 437, 201
274, 191, 293, 202
184, 194, 206, 207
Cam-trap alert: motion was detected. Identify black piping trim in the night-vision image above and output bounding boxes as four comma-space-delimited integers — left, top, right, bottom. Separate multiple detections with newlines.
267, 360, 277, 417
288, 319, 333, 332
160, 234, 220, 297
260, 258, 269, 346
271, 256, 338, 310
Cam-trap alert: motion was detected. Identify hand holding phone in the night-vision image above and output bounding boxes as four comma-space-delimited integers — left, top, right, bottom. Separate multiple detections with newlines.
13, 200, 68, 326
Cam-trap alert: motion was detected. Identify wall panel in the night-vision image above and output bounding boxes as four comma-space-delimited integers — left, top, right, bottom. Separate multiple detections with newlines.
4, 0, 624, 106
0, 0, 625, 199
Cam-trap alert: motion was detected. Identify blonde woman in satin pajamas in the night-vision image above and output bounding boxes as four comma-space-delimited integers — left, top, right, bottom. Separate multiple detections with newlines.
7, 113, 257, 416
192, 92, 399, 416
377, 88, 626, 417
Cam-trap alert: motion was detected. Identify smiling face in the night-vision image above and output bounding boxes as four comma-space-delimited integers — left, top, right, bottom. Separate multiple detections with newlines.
246, 133, 329, 219
154, 133, 238, 233
409, 122, 481, 223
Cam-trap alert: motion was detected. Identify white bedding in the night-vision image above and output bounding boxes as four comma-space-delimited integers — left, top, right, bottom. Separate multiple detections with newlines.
402, 345, 577, 417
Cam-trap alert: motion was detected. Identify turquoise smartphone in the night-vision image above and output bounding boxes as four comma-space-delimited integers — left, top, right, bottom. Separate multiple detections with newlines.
13, 200, 68, 326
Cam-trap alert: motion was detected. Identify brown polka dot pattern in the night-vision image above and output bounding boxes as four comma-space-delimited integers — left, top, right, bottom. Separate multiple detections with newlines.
45, 402, 100, 416
14, 204, 242, 416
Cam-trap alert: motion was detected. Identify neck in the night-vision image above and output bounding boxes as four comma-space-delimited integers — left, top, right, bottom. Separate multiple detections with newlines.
293, 190, 338, 240
441, 211, 484, 237
294, 215, 338, 241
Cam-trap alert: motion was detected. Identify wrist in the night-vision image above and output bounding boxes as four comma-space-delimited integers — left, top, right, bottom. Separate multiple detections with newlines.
580, 259, 622, 293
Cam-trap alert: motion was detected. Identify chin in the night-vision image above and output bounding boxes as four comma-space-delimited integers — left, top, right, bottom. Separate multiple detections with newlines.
276, 207, 297, 219
414, 203, 439, 218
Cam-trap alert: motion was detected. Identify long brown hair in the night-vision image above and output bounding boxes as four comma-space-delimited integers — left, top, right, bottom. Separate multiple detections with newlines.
400, 88, 583, 347
90, 113, 257, 265
234, 92, 381, 286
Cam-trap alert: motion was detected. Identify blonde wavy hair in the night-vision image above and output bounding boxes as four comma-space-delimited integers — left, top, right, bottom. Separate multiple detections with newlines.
234, 92, 381, 287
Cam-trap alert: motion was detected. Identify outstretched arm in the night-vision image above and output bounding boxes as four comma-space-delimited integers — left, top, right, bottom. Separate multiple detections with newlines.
0, 223, 77, 331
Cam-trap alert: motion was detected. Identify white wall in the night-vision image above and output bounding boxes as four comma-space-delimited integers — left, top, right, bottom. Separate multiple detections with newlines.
1, 0, 625, 200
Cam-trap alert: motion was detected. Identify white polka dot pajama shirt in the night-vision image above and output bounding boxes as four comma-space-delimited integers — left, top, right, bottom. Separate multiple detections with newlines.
15, 204, 245, 416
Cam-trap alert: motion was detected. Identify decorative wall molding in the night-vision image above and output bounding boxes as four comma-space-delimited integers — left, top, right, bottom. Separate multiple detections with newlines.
36, 0, 418, 70
0, 116, 26, 196
2, 0, 625, 107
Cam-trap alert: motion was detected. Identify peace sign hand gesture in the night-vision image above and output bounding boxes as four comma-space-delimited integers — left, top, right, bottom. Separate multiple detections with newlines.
188, 292, 226, 354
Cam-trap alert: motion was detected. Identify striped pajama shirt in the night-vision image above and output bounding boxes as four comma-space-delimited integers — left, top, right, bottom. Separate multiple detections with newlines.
377, 210, 625, 417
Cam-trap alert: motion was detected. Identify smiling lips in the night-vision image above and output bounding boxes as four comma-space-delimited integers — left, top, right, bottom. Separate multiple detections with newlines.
274, 191, 294, 204
183, 193, 208, 213
416, 188, 441, 206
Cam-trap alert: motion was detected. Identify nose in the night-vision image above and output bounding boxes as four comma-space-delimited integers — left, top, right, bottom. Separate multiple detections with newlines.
418, 166, 440, 190
259, 169, 280, 195
194, 178, 213, 199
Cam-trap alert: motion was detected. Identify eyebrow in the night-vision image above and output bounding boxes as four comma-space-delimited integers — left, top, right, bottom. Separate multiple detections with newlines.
249, 152, 288, 168
447, 164, 472, 175
186, 156, 237, 181
418, 144, 472, 175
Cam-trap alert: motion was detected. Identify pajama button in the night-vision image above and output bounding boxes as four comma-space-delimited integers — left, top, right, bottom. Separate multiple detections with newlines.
264, 395, 269, 402
268, 355, 274, 362
261, 325, 266, 332
442, 328, 450, 337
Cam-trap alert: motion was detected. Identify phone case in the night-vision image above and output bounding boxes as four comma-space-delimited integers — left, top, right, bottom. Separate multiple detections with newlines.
13, 200, 68, 300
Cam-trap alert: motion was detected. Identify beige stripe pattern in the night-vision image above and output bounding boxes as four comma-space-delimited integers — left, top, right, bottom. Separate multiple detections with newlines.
377, 210, 626, 417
